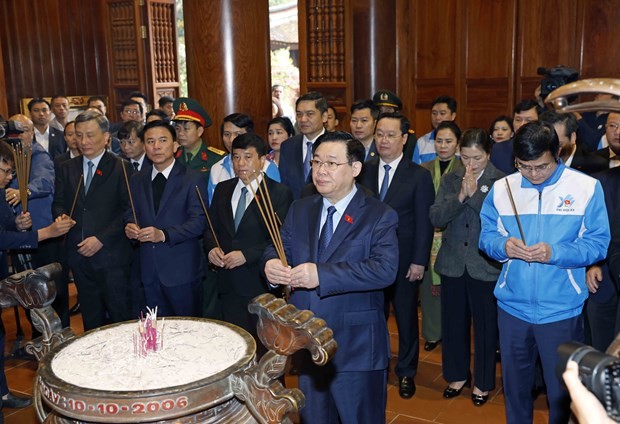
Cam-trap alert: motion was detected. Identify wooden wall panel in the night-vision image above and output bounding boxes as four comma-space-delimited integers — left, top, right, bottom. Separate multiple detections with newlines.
0, 0, 110, 117
580, 0, 620, 78
515, 0, 580, 101
463, 0, 517, 130
412, 0, 458, 135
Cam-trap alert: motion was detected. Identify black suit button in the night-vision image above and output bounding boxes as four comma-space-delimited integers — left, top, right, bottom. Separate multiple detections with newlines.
464, 242, 468, 247
465, 224, 469, 228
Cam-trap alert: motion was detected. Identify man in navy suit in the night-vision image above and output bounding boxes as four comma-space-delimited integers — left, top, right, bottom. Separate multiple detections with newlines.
264, 131, 399, 424
27, 97, 67, 159
125, 120, 206, 317
358, 112, 435, 399
279, 91, 327, 199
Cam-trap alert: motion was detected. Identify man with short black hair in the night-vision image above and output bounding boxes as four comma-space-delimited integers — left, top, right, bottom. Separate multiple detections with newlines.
27, 97, 67, 159
207, 133, 292, 340
129, 91, 149, 123
125, 120, 207, 316
480, 121, 610, 424
412, 96, 457, 164
50, 95, 70, 131
279, 91, 328, 199
157, 96, 175, 119
350, 99, 379, 160
118, 121, 149, 170
87, 96, 107, 116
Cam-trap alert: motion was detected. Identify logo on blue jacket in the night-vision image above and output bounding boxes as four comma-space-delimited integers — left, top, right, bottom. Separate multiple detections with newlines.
557, 194, 575, 211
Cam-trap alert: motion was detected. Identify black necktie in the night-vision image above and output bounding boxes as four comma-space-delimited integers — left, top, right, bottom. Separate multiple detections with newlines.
133, 161, 140, 171
317, 206, 336, 261
152, 173, 166, 212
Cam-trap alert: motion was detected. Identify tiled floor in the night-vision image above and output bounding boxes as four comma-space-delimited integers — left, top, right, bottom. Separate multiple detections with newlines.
2, 288, 551, 423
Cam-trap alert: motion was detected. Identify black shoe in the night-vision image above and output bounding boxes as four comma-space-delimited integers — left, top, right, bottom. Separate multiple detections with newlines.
398, 376, 416, 399
424, 340, 441, 351
2, 392, 32, 409
472, 392, 489, 406
69, 302, 81, 315
443, 378, 471, 398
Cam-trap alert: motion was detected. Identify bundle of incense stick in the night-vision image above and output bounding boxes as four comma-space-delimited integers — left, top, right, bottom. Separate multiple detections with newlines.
121, 161, 138, 226
11, 143, 31, 212
250, 171, 288, 267
505, 179, 526, 244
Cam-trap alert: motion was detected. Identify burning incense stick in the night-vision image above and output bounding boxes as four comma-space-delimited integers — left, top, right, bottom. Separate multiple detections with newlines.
10, 143, 31, 212
195, 186, 220, 250
505, 179, 526, 244
69, 175, 83, 219
122, 161, 138, 226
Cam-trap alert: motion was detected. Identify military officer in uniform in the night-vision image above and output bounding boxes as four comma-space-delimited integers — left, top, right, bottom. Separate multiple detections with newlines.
173, 97, 226, 183
172, 97, 225, 319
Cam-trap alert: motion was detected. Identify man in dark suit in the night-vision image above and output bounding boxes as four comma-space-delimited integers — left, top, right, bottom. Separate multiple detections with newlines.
207, 133, 292, 340
27, 97, 67, 159
349, 99, 379, 161
118, 121, 151, 171
264, 131, 399, 424
53, 110, 134, 331
541, 110, 607, 175
358, 112, 435, 399
595, 112, 620, 168
124, 120, 206, 317
279, 91, 328, 199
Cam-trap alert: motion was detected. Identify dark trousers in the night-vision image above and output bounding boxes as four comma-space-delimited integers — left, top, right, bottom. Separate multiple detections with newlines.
35, 239, 70, 328
144, 276, 203, 317
585, 295, 619, 352
72, 262, 131, 331
298, 359, 387, 424
387, 278, 420, 378
498, 308, 583, 424
440, 271, 497, 391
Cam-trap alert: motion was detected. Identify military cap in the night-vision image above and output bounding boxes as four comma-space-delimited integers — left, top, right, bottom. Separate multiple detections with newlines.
372, 89, 402, 111
173, 97, 212, 127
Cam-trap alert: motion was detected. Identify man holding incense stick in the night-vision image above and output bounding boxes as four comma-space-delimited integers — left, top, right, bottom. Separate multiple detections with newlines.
479, 121, 610, 424
53, 110, 134, 331
264, 131, 398, 424
125, 120, 207, 317
207, 133, 292, 342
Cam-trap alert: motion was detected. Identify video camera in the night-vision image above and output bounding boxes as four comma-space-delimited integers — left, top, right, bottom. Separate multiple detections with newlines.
538, 66, 579, 100
0, 120, 24, 140
558, 341, 620, 421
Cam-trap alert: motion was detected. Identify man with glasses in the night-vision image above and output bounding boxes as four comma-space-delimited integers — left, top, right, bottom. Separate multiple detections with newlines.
358, 113, 435, 400
479, 121, 610, 424
172, 97, 225, 185
265, 131, 399, 424
595, 112, 620, 168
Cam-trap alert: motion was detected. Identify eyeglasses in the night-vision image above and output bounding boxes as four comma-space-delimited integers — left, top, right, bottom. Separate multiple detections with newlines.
123, 110, 141, 115
607, 123, 620, 132
375, 132, 403, 141
0, 166, 16, 177
515, 161, 556, 173
310, 159, 351, 171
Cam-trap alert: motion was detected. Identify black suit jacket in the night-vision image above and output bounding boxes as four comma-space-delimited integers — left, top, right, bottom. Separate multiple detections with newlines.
570, 145, 608, 175
359, 157, 435, 272
597, 167, 620, 300
206, 177, 293, 297
49, 127, 67, 159
53, 152, 133, 269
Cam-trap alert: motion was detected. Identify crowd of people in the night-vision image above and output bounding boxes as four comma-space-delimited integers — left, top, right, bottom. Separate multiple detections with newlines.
0, 86, 618, 423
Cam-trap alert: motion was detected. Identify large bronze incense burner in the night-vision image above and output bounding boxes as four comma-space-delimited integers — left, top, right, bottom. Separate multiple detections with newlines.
0, 264, 336, 423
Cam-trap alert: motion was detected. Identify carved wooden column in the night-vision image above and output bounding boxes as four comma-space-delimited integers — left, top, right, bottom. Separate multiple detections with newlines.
352, 0, 396, 99
183, 0, 271, 150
